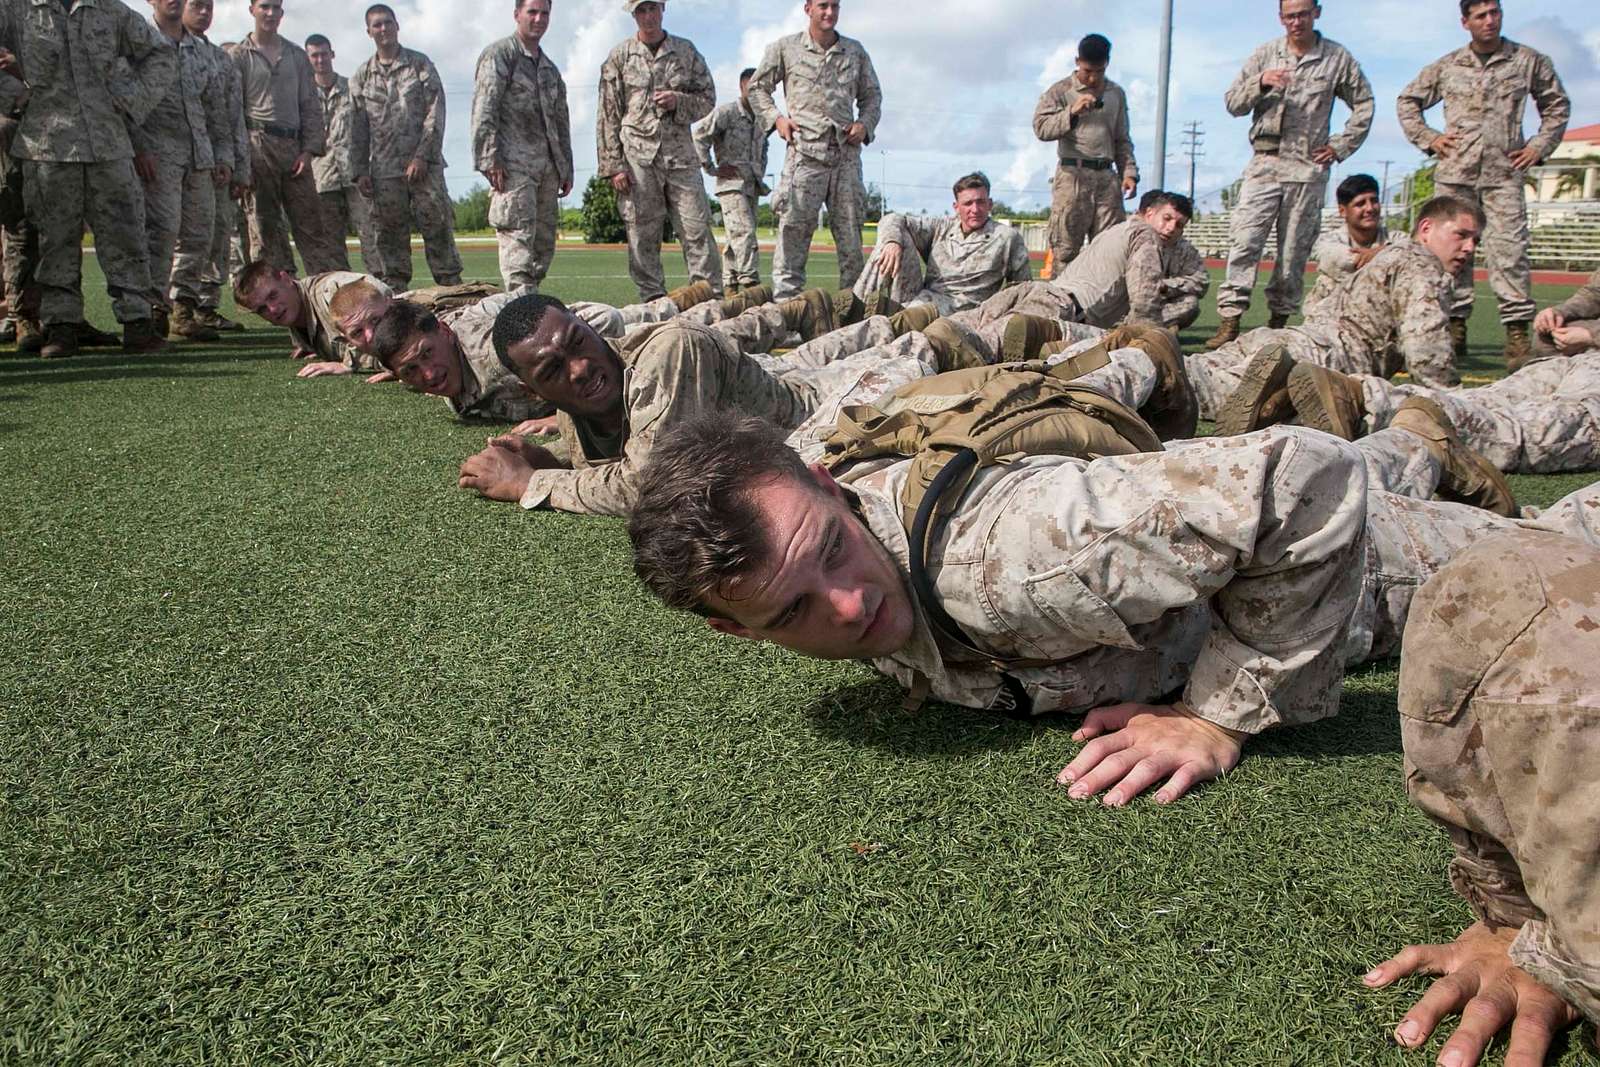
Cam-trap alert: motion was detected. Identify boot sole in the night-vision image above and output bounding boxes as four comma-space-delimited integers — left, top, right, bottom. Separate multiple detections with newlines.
1214, 344, 1293, 437
1286, 366, 1360, 440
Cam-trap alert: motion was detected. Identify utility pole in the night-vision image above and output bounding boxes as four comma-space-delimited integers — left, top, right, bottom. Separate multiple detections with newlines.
1152, 0, 1174, 190
1376, 159, 1393, 211
1180, 122, 1204, 202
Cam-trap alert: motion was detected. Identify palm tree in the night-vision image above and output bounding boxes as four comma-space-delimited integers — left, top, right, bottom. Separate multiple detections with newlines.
1552, 155, 1600, 201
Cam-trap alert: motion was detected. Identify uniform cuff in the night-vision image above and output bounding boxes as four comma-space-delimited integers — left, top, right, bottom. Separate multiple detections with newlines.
520, 470, 558, 510
1181, 644, 1278, 735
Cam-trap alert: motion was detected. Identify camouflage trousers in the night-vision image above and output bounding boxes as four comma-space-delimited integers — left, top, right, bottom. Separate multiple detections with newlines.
145, 163, 215, 309
1217, 172, 1327, 319
1162, 293, 1201, 331
1184, 324, 1384, 421
780, 331, 942, 464
728, 308, 897, 367
22, 159, 154, 325
617, 159, 722, 302
245, 130, 349, 274
319, 186, 380, 280
1435, 180, 1534, 324
488, 168, 560, 291
370, 169, 463, 291
1047, 164, 1125, 270
1534, 319, 1599, 361
1356, 352, 1600, 474
850, 243, 960, 317
717, 188, 761, 289
771, 149, 866, 299
1398, 528, 1600, 1025
3, 211, 39, 321
939, 281, 1100, 363
202, 189, 243, 311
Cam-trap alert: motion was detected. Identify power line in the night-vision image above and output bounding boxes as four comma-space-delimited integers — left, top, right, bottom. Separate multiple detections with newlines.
1180, 121, 1205, 203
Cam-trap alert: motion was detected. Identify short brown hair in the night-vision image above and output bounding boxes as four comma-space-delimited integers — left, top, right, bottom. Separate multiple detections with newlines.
329, 279, 388, 323
629, 411, 814, 615
952, 172, 991, 199
232, 260, 284, 304
369, 300, 437, 369
1412, 194, 1485, 235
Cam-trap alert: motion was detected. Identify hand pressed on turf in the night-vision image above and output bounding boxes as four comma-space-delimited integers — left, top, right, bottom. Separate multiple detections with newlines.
296, 361, 351, 378
1056, 701, 1244, 807
1364, 921, 1579, 1067
459, 435, 562, 502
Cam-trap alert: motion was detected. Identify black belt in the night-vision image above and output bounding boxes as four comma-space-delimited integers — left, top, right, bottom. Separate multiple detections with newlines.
1058, 157, 1113, 171
249, 120, 300, 140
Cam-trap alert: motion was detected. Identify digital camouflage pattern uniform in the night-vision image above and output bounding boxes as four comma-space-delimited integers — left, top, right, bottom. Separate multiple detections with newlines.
1398, 40, 1569, 325
1219, 33, 1373, 321
834, 423, 1600, 730
311, 73, 378, 280
1032, 73, 1137, 268
1303, 221, 1390, 318
287, 270, 390, 368
133, 26, 230, 313
351, 45, 462, 291
1186, 238, 1459, 419
470, 36, 572, 292
1399, 529, 1600, 1028
693, 97, 769, 290
748, 29, 882, 299
0, 0, 175, 327
1158, 234, 1208, 330
199, 38, 249, 316
233, 33, 350, 274
851, 213, 1032, 317
598, 32, 720, 301
1535, 267, 1599, 360
435, 291, 543, 423
0, 84, 40, 329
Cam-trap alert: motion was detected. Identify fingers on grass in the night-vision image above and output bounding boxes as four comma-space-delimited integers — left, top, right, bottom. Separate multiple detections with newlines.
1396, 972, 1478, 1048
1059, 730, 1133, 789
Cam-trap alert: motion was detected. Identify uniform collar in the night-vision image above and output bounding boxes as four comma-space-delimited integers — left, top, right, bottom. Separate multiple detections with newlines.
1456, 38, 1515, 65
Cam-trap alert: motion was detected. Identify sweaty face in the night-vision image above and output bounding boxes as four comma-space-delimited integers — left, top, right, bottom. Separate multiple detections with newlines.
515, 0, 551, 45
1419, 213, 1480, 275
804, 0, 838, 35
240, 274, 303, 327
182, 0, 214, 34
1462, 1, 1501, 46
1075, 58, 1106, 91
1341, 191, 1382, 235
305, 43, 333, 77
390, 325, 465, 398
706, 471, 915, 661
1142, 204, 1188, 243
953, 188, 992, 233
250, 0, 282, 33
504, 308, 624, 421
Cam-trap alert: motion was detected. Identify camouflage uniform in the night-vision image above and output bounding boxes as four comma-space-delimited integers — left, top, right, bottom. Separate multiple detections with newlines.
311, 73, 378, 280
288, 270, 390, 368
1398, 529, 1600, 1028
1032, 73, 1137, 268
199, 40, 249, 315
1303, 221, 1390, 318
1219, 33, 1373, 320
693, 97, 769, 289
133, 27, 231, 312
0, 102, 39, 327
233, 33, 349, 274
470, 37, 572, 292
351, 46, 462, 291
851, 213, 1032, 317
1049, 217, 1166, 328
598, 33, 720, 301
0, 0, 175, 327
836, 423, 1600, 729
748, 30, 882, 299
1398, 40, 1569, 324
1187, 238, 1459, 418
436, 291, 542, 422
1158, 235, 1208, 331
1535, 267, 1600, 360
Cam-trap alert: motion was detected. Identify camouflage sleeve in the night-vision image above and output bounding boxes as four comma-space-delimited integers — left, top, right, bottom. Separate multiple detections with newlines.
674, 42, 715, 127
1114, 85, 1137, 179
202, 54, 233, 171
1523, 52, 1570, 164
418, 57, 447, 165
551, 68, 573, 188
1396, 59, 1446, 154
1328, 51, 1374, 161
1005, 229, 1033, 285
1393, 262, 1457, 389
854, 46, 881, 141
1310, 230, 1357, 283
746, 39, 785, 132
115, 9, 177, 129
1512, 922, 1600, 1027
469, 46, 504, 173
1223, 45, 1269, 117
1123, 227, 1165, 325
349, 66, 371, 181
229, 61, 250, 185
295, 49, 325, 157
596, 48, 627, 178
876, 212, 937, 260
1556, 272, 1600, 322
1031, 78, 1075, 142
691, 106, 720, 173
1163, 241, 1208, 298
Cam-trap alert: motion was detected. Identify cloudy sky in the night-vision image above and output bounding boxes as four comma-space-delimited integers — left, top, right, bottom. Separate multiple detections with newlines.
210, 0, 1598, 215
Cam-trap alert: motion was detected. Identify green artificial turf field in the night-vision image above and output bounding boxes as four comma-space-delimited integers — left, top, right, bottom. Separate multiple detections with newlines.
2, 247, 1596, 1064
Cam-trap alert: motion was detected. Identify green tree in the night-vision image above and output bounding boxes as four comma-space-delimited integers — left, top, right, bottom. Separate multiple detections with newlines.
580, 173, 626, 243
454, 184, 490, 232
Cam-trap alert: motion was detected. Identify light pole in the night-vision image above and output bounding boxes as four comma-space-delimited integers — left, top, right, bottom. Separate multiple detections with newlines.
1152, 0, 1174, 190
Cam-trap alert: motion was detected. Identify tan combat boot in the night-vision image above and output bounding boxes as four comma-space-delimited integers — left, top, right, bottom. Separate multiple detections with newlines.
1214, 343, 1295, 437
1000, 314, 1063, 362
1102, 323, 1198, 440
887, 303, 939, 337
39, 323, 78, 359
171, 301, 221, 342
776, 289, 837, 340
831, 288, 865, 328
1267, 313, 1290, 329
15, 317, 43, 353
1448, 317, 1469, 364
1285, 363, 1365, 440
734, 284, 771, 312
122, 317, 168, 353
921, 318, 988, 372
667, 279, 716, 311
1390, 397, 1517, 516
199, 308, 245, 332
149, 304, 170, 340
863, 280, 901, 320
1203, 314, 1242, 351
1503, 321, 1533, 374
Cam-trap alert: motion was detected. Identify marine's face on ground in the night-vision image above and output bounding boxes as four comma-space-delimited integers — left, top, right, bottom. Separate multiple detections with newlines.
338, 297, 390, 353
804, 0, 839, 35
1342, 191, 1381, 235
1278, 0, 1319, 43
391, 324, 464, 399
182, 0, 213, 34
704, 471, 915, 662
515, 0, 550, 46
305, 41, 333, 77
1142, 204, 1189, 243
953, 188, 992, 234
365, 11, 398, 51
249, 0, 282, 34
1461, 0, 1501, 46
1419, 212, 1481, 275
504, 309, 624, 421
240, 274, 304, 328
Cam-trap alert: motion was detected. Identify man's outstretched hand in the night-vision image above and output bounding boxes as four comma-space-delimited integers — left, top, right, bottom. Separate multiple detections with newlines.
458, 434, 561, 502
1365, 921, 1580, 1067
1056, 701, 1245, 807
